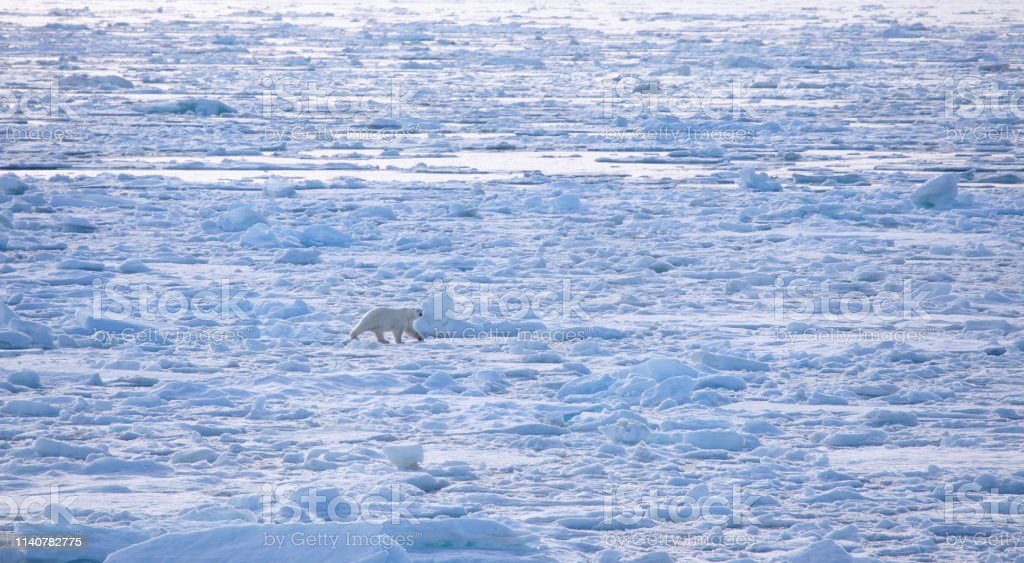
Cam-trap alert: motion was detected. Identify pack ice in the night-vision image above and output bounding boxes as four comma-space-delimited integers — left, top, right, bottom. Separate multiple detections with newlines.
1, 1, 1023, 562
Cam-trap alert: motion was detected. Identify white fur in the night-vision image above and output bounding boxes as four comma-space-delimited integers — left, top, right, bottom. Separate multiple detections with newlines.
349, 307, 424, 343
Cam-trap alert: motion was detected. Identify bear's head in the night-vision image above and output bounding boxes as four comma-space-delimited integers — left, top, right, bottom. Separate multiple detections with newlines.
407, 307, 423, 320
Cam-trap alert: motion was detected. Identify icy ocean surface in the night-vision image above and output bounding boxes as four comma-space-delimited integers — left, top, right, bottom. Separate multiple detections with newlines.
2, 0, 1024, 561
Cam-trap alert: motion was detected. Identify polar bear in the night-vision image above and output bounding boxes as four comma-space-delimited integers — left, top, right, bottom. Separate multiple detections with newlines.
349, 307, 424, 343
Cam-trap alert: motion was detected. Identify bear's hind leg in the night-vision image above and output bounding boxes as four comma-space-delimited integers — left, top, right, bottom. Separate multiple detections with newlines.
393, 329, 403, 344
373, 330, 389, 344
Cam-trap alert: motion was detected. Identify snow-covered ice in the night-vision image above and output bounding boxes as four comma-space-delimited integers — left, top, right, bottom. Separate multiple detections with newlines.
2, 0, 1024, 561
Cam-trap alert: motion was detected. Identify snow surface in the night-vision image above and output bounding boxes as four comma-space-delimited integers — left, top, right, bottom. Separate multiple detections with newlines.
2, 0, 1024, 561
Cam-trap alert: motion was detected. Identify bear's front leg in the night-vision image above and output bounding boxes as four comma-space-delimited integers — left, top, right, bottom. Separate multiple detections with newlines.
392, 329, 403, 344
405, 326, 424, 341
373, 330, 389, 344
